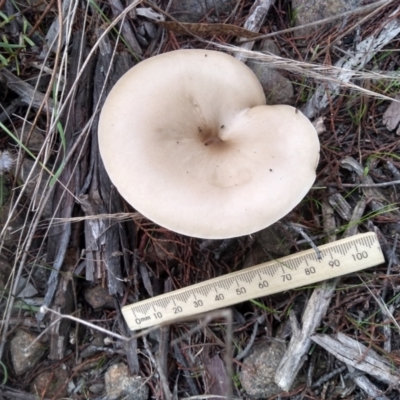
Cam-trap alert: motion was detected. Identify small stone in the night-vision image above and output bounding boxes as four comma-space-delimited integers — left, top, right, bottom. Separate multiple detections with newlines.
89, 383, 105, 394
11, 329, 46, 375
240, 340, 287, 399
292, 0, 361, 37
247, 40, 294, 105
31, 364, 69, 398
84, 286, 115, 310
80, 333, 107, 359
16, 126, 46, 154
105, 363, 149, 400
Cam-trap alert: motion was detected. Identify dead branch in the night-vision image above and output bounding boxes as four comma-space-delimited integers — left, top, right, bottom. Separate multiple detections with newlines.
274, 279, 338, 391
302, 6, 400, 118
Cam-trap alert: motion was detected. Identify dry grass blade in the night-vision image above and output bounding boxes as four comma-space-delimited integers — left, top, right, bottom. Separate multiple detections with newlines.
212, 43, 400, 106
48, 212, 143, 226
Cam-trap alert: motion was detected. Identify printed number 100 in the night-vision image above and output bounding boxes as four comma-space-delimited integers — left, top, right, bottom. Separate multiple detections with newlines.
352, 251, 368, 261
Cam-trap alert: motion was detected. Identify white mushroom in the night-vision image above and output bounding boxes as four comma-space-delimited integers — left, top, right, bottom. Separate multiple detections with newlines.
98, 49, 320, 239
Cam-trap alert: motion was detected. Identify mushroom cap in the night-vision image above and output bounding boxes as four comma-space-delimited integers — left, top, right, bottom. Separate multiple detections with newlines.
99, 49, 319, 239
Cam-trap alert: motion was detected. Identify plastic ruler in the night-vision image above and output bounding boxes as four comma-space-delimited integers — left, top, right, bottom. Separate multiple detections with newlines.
122, 232, 384, 331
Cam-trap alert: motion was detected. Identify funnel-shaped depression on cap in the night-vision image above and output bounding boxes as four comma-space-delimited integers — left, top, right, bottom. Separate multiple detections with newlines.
99, 49, 320, 239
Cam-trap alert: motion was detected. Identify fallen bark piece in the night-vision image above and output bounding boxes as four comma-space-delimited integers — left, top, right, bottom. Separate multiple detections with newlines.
40, 0, 72, 56
203, 354, 230, 400
81, 29, 134, 296
39, 31, 92, 322
48, 247, 77, 360
382, 94, 400, 134
328, 192, 352, 221
311, 332, 400, 386
342, 196, 367, 238
0, 68, 54, 114
321, 200, 336, 242
136, 7, 164, 21
108, 0, 142, 56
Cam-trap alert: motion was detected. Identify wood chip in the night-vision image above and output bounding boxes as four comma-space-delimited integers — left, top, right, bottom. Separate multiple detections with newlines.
343, 197, 367, 238
328, 192, 352, 221
311, 332, 400, 386
203, 354, 230, 400
321, 200, 336, 242
136, 7, 164, 21
347, 365, 389, 399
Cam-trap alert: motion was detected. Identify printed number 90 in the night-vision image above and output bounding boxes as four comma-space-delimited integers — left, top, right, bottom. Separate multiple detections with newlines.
329, 260, 340, 267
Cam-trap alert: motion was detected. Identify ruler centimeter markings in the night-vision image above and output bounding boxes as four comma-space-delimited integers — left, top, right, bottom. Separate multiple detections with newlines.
122, 232, 384, 331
